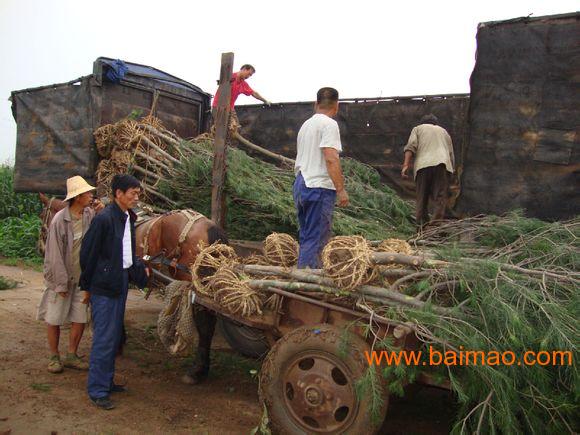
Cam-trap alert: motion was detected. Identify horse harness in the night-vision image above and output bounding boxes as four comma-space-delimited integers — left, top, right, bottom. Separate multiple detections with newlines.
140, 209, 205, 276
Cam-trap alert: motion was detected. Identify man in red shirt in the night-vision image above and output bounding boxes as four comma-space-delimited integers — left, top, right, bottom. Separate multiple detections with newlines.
212, 64, 270, 110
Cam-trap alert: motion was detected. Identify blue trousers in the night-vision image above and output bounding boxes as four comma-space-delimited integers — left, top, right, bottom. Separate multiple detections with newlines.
87, 270, 129, 400
293, 173, 336, 269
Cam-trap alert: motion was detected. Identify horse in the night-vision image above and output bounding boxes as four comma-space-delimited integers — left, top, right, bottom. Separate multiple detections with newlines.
135, 209, 229, 384
38, 193, 67, 255
39, 194, 226, 384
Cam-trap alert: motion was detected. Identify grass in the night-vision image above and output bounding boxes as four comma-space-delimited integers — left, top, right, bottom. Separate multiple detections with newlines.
0, 215, 42, 260
0, 256, 43, 271
30, 383, 52, 392
0, 275, 18, 290
0, 165, 42, 219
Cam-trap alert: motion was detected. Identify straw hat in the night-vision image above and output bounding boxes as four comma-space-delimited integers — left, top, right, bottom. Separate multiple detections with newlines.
64, 176, 96, 201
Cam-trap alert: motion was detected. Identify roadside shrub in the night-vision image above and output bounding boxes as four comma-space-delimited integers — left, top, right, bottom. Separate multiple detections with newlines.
0, 215, 41, 259
0, 165, 42, 219
0, 276, 18, 290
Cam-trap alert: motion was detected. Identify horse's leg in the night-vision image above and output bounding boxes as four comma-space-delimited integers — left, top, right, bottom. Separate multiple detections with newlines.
182, 306, 217, 385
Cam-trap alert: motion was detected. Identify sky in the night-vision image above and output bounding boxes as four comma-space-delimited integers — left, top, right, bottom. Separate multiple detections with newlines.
0, 0, 577, 162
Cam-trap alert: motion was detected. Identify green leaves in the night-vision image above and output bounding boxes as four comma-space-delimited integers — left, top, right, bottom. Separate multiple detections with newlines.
0, 215, 41, 259
169, 139, 415, 240
0, 166, 42, 219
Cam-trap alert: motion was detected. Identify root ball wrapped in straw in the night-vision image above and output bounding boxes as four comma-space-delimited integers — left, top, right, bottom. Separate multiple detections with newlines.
376, 239, 414, 272
211, 267, 263, 317
321, 236, 376, 290
242, 254, 270, 266
263, 233, 299, 267
376, 238, 413, 255
94, 124, 117, 158
190, 243, 238, 295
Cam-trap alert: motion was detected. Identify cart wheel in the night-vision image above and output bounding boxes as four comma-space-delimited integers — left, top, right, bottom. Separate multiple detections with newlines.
259, 324, 388, 434
218, 316, 270, 358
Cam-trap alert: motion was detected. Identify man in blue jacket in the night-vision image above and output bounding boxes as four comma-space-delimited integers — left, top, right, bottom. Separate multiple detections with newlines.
80, 174, 149, 410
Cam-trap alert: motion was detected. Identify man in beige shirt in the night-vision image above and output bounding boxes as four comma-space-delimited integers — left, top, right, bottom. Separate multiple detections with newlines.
401, 114, 454, 227
37, 176, 102, 373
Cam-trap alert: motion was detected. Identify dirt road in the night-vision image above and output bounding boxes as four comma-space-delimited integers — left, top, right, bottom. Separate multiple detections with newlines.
0, 264, 456, 434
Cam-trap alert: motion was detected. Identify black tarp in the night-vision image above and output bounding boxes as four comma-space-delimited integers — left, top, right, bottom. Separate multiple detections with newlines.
237, 95, 469, 199
11, 57, 211, 194
456, 13, 580, 220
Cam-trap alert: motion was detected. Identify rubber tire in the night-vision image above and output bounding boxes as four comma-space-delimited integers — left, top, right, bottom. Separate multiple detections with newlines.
218, 316, 270, 359
259, 324, 388, 435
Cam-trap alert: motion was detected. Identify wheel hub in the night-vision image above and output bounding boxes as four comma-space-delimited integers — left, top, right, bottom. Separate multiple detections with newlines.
305, 386, 323, 405
282, 351, 357, 433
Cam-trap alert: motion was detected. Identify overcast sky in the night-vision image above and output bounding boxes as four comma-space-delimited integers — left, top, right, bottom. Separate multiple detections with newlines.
0, 0, 577, 162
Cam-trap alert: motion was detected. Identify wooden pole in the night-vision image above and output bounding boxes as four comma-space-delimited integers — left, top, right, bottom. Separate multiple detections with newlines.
211, 52, 234, 228
135, 150, 172, 173
233, 132, 295, 167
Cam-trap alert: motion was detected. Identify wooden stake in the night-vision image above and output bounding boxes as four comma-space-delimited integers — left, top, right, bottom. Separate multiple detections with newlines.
139, 134, 181, 165
135, 150, 172, 173
132, 165, 162, 182
142, 124, 180, 147
233, 132, 295, 167
141, 183, 177, 207
211, 52, 234, 229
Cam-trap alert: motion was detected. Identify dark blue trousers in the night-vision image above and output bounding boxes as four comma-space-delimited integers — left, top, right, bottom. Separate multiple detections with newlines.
87, 270, 129, 400
293, 173, 336, 269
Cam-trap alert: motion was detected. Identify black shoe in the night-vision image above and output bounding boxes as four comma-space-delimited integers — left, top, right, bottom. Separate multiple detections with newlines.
90, 396, 115, 410
110, 384, 127, 393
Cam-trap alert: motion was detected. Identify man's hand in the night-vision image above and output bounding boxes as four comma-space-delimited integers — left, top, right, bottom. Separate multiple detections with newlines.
58, 291, 69, 298
337, 189, 349, 207
401, 164, 411, 179
81, 291, 90, 304
92, 198, 105, 212
265, 100, 272, 106
145, 267, 151, 278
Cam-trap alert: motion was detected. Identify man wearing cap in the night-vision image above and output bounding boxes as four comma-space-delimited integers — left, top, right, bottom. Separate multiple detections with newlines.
401, 114, 455, 227
37, 175, 102, 373
80, 174, 149, 410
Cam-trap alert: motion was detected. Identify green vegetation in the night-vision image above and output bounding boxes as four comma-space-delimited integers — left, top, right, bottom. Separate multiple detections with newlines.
164, 139, 415, 240
0, 276, 18, 290
0, 215, 41, 259
0, 166, 42, 263
364, 253, 579, 433
30, 383, 52, 392
0, 165, 42, 219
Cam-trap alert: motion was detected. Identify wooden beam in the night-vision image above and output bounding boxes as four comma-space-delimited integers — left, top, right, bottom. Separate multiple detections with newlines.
233, 132, 295, 167
211, 52, 234, 228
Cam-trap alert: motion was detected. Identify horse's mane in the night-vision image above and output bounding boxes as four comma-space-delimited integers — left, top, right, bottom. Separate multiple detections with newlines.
207, 224, 229, 246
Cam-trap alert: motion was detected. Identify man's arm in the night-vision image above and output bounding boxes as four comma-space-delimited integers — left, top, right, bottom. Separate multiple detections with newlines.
251, 91, 271, 106
401, 150, 414, 179
79, 216, 104, 292
44, 220, 69, 296
446, 131, 455, 170
322, 148, 349, 207
402, 127, 418, 178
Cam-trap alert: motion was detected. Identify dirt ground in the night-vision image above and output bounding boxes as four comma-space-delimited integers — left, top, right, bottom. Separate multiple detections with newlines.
0, 263, 457, 435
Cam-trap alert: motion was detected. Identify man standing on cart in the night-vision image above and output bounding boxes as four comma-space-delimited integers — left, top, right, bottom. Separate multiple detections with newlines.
293, 87, 349, 269
211, 64, 271, 131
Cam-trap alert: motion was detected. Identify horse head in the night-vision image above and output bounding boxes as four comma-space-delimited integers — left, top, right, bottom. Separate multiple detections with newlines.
37, 193, 67, 256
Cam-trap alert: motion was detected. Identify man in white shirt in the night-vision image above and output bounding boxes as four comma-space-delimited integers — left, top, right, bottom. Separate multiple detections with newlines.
401, 114, 455, 227
294, 87, 349, 268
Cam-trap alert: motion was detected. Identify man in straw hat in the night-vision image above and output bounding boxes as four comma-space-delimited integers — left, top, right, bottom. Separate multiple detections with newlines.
80, 174, 149, 410
37, 175, 103, 374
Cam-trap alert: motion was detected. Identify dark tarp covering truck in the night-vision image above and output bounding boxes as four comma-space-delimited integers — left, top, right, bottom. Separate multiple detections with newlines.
10, 57, 211, 194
